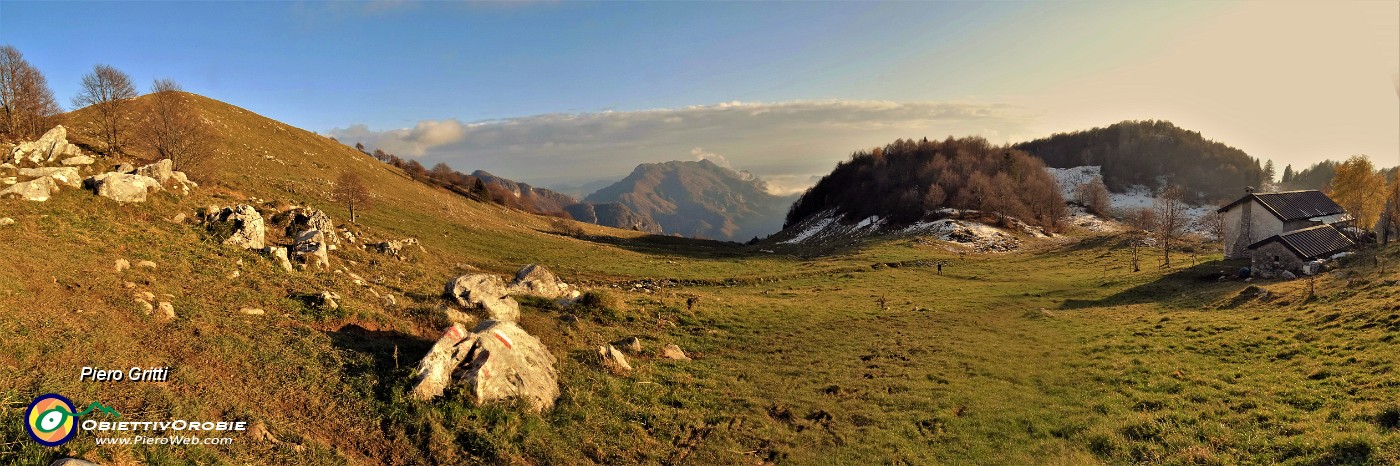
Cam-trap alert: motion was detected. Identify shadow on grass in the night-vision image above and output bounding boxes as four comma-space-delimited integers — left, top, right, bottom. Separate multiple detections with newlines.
1060, 259, 1252, 310
326, 324, 434, 403
538, 229, 756, 260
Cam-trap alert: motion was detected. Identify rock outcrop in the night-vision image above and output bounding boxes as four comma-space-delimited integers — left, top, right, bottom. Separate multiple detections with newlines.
0, 176, 58, 201
10, 126, 84, 165
18, 167, 81, 188
286, 209, 339, 245
206, 205, 266, 250
409, 321, 560, 412
444, 274, 520, 321
292, 229, 330, 271
267, 246, 294, 272
372, 238, 420, 258
85, 173, 162, 203
60, 155, 95, 166
506, 264, 581, 303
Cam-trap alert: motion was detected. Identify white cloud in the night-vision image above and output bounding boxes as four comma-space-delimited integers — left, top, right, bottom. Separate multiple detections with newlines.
690, 147, 730, 168
326, 99, 1036, 190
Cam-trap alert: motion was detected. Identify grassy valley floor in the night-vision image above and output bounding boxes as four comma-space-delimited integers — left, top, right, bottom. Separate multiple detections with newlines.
2, 188, 1398, 464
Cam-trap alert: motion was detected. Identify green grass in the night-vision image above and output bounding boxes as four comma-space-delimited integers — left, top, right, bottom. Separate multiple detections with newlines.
2, 96, 1397, 464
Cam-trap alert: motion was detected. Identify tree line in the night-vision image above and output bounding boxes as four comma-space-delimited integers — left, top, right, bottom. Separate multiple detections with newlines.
1, 45, 212, 176
355, 144, 574, 219
784, 136, 1067, 232
1013, 120, 1265, 204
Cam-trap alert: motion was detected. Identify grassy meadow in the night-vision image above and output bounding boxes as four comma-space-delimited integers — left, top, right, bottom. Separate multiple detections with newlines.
1, 94, 1397, 464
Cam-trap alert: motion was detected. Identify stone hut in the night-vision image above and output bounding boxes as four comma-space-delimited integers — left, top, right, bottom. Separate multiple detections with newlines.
1246, 224, 1354, 276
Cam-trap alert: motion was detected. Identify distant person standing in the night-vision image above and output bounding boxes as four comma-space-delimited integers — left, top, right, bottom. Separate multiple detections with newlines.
936, 261, 944, 275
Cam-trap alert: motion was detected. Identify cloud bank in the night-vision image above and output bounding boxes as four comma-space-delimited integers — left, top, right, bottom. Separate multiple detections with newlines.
326, 100, 1036, 194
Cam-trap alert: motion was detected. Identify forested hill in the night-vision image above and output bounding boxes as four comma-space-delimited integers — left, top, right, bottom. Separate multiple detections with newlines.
784, 137, 1066, 232
1013, 120, 1264, 203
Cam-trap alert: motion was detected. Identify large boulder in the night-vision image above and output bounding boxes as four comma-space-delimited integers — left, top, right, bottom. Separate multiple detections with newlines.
292, 229, 330, 271
18, 167, 81, 188
136, 159, 174, 184
0, 176, 58, 201
408, 321, 560, 412
444, 274, 520, 321
85, 172, 162, 203
10, 126, 84, 165
506, 264, 580, 303
206, 205, 266, 250
286, 209, 339, 245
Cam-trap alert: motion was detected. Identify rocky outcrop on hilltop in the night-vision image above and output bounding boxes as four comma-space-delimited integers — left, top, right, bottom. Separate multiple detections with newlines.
9, 125, 84, 165
1, 126, 197, 204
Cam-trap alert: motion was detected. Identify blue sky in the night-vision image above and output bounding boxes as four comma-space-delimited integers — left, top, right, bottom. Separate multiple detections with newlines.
2, 1, 1396, 191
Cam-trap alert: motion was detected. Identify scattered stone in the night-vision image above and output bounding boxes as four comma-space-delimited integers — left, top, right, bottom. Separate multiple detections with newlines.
660, 344, 691, 361
293, 229, 330, 271
60, 155, 95, 166
0, 176, 58, 201
135, 298, 153, 314
612, 336, 643, 354
507, 264, 580, 303
315, 291, 340, 311
9, 126, 83, 165
227, 269, 240, 279
136, 291, 155, 301
206, 205, 266, 250
597, 344, 633, 375
372, 238, 419, 257
1281, 270, 1298, 280
170, 212, 186, 223
113, 163, 135, 174
122, 281, 136, 289
247, 421, 279, 444
238, 307, 265, 316
383, 294, 398, 308
114, 259, 131, 273
444, 274, 520, 321
560, 314, 579, 324
18, 167, 81, 188
0, 217, 13, 226
136, 260, 157, 269
266, 246, 293, 272
85, 172, 162, 203
158, 302, 175, 320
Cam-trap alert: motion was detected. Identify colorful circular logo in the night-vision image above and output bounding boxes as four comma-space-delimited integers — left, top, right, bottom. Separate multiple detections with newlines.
25, 394, 77, 447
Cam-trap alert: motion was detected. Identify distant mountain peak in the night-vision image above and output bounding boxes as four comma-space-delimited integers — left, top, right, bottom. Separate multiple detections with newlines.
585, 160, 797, 241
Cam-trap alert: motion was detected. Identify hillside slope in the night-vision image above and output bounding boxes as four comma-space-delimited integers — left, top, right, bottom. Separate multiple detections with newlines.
3, 94, 1396, 466
585, 159, 796, 241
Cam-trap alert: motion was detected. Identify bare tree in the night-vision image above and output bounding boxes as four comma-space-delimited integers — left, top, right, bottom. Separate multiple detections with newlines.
0, 45, 61, 140
1152, 185, 1190, 268
334, 171, 373, 223
1125, 208, 1156, 272
73, 64, 138, 154
1073, 179, 1111, 217
139, 79, 212, 174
